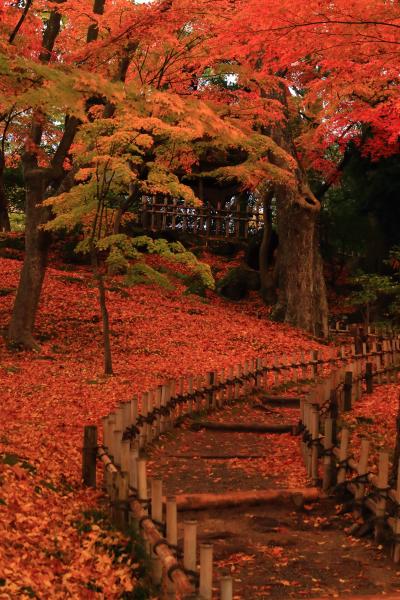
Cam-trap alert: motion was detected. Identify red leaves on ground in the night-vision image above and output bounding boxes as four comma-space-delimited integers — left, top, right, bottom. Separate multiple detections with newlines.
0, 257, 320, 597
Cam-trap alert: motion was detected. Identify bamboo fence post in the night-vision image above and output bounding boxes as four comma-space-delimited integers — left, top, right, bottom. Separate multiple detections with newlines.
161, 385, 168, 433
311, 405, 320, 485
343, 371, 353, 411
300, 398, 306, 463
222, 368, 228, 405
178, 377, 185, 418
199, 544, 213, 600
129, 440, 139, 490
166, 496, 178, 599
146, 390, 154, 444
98, 452, 195, 597
234, 365, 241, 401
197, 375, 204, 411
120, 439, 130, 474
354, 438, 369, 519
337, 368, 345, 411
151, 478, 163, 584
393, 460, 400, 563
82, 425, 97, 488
131, 397, 138, 428
110, 470, 118, 522
220, 576, 233, 600
122, 401, 131, 431
113, 428, 122, 467
154, 387, 162, 438
183, 520, 197, 572
365, 362, 373, 393
140, 392, 148, 449
115, 405, 124, 432
116, 471, 129, 530
284, 355, 292, 385
107, 414, 116, 459
322, 417, 334, 491
356, 360, 362, 400
102, 417, 111, 491
382, 341, 387, 383
152, 478, 163, 523
300, 351, 306, 380
297, 353, 303, 381
303, 400, 312, 476
137, 458, 148, 508
377, 343, 383, 384
312, 350, 319, 378
102, 416, 110, 451
337, 428, 350, 485
169, 381, 176, 429
349, 363, 357, 403
375, 451, 389, 543
166, 496, 178, 546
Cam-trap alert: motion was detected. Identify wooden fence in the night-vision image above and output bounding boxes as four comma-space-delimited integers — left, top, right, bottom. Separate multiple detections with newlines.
139, 198, 263, 240
300, 338, 400, 562
82, 334, 400, 598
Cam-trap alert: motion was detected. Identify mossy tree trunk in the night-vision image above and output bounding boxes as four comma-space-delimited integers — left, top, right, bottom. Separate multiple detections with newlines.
274, 187, 328, 337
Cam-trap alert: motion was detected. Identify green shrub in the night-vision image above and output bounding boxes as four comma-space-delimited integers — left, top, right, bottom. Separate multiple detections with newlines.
124, 263, 174, 290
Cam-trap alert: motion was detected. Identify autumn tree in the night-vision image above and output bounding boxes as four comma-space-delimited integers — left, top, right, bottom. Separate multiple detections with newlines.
4, 0, 400, 344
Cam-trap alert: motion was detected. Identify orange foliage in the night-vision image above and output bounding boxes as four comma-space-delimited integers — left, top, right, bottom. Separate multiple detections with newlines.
0, 255, 321, 596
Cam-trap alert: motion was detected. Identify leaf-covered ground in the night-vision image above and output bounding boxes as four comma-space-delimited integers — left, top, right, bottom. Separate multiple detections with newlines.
0, 256, 321, 598
342, 382, 399, 466
147, 394, 400, 598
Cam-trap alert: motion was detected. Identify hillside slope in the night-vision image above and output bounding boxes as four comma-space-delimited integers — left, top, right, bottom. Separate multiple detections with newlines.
0, 256, 321, 599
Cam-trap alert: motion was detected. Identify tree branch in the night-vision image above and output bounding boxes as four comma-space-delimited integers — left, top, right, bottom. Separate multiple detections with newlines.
9, 0, 33, 44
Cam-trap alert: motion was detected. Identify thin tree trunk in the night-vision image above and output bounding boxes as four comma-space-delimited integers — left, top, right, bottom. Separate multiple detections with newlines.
274, 188, 328, 337
91, 251, 113, 375
0, 155, 10, 232
7, 0, 108, 347
259, 191, 276, 304
8, 175, 50, 348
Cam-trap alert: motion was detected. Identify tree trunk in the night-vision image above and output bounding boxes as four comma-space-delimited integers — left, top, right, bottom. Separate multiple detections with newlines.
8, 175, 50, 348
274, 189, 328, 337
261, 83, 329, 338
7, 0, 108, 348
0, 154, 10, 232
259, 192, 277, 304
91, 251, 113, 375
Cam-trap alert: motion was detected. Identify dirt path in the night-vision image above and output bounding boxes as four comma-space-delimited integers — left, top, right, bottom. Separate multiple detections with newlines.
147, 399, 400, 599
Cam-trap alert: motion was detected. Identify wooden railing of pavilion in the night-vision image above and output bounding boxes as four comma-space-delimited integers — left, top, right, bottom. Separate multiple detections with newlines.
139, 197, 263, 239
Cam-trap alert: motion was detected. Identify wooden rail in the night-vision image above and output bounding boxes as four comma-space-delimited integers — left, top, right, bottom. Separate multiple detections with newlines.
300, 337, 400, 562
83, 333, 400, 597
139, 197, 263, 239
